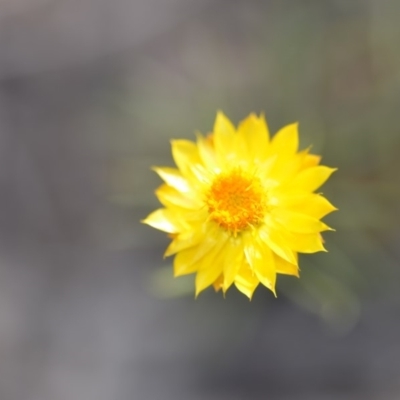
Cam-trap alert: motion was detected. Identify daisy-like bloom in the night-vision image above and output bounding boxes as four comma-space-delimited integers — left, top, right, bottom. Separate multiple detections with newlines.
143, 112, 337, 299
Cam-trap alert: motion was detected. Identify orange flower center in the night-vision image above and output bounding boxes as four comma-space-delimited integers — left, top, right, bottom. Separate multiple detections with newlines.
205, 169, 267, 234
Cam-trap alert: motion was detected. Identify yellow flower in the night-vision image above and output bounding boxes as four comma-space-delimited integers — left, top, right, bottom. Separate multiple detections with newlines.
143, 112, 337, 299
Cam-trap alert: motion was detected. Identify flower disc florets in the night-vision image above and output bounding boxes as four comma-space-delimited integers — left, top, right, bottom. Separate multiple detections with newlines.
205, 169, 267, 235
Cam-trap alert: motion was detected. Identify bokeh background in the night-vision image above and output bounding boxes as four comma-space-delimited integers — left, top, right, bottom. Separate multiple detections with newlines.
0, 0, 400, 399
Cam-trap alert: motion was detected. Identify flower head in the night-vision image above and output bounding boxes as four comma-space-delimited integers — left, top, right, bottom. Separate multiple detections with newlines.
143, 112, 337, 299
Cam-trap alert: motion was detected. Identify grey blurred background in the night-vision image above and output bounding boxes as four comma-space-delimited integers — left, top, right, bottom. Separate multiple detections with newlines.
1, 0, 400, 399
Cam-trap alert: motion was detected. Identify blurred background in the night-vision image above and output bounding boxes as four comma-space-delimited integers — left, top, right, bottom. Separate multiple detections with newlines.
0, 0, 400, 399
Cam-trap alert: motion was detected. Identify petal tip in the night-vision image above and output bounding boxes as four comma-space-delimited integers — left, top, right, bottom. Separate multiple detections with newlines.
194, 287, 204, 299
246, 290, 255, 301
215, 110, 227, 120
140, 217, 153, 226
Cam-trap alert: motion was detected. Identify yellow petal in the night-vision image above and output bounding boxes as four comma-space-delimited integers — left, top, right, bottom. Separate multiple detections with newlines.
253, 155, 278, 185
237, 113, 269, 161
289, 194, 337, 219
186, 163, 213, 187
195, 234, 229, 297
301, 154, 321, 169
173, 247, 201, 276
290, 166, 337, 192
272, 209, 332, 233
156, 184, 202, 209
274, 253, 299, 277
171, 139, 202, 178
268, 189, 308, 207
268, 149, 308, 183
258, 224, 297, 265
213, 111, 237, 165
164, 225, 206, 257
213, 274, 224, 292
234, 263, 259, 300
196, 133, 220, 172
269, 122, 299, 157
222, 239, 243, 292
142, 208, 186, 233
153, 167, 191, 193
214, 111, 236, 139
173, 225, 226, 276
285, 232, 327, 253
243, 235, 276, 295
195, 265, 223, 297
